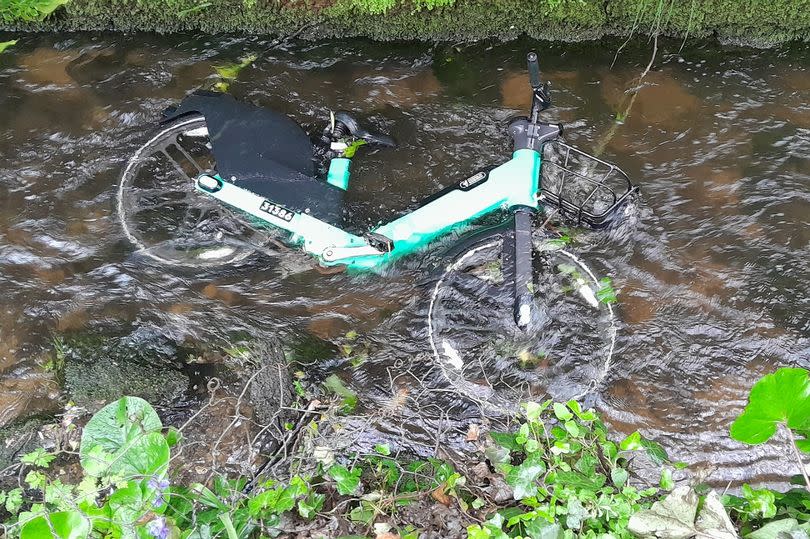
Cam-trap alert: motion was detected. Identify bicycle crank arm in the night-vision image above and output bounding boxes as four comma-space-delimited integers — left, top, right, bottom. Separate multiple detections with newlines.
504, 207, 536, 330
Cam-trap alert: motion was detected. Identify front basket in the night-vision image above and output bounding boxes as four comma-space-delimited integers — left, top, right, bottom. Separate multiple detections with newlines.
540, 140, 637, 227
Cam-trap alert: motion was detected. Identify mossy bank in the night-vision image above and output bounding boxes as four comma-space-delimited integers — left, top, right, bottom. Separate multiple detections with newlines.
2, 0, 809, 46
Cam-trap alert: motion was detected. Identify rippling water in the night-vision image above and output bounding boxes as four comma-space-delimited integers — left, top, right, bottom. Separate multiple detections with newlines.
0, 34, 807, 484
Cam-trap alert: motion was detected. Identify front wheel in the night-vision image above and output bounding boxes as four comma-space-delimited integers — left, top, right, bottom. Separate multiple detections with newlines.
426, 225, 617, 411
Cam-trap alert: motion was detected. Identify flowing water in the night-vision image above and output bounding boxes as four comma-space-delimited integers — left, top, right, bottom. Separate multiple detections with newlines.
0, 34, 808, 485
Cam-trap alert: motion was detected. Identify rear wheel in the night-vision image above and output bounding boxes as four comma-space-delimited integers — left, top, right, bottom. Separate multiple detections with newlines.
117, 114, 279, 267
427, 227, 617, 411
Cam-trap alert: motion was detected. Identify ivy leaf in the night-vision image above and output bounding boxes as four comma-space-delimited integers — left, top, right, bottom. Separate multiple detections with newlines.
620, 431, 669, 464
611, 467, 629, 488
21, 448, 56, 468
374, 444, 391, 456
490, 432, 521, 452
20, 511, 90, 539
553, 402, 573, 421
505, 454, 546, 499
730, 368, 810, 445
328, 465, 361, 496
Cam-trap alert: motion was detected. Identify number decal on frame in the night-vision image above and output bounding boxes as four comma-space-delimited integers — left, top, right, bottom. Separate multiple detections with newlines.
260, 200, 295, 222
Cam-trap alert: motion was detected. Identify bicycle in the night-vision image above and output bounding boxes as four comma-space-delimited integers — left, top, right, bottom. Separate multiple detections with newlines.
118, 52, 637, 404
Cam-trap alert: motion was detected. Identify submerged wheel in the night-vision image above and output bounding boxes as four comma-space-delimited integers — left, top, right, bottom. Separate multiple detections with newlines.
117, 114, 277, 267
427, 229, 617, 411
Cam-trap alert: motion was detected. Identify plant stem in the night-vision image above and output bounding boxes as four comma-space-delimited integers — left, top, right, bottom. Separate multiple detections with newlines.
219, 513, 239, 539
785, 425, 810, 492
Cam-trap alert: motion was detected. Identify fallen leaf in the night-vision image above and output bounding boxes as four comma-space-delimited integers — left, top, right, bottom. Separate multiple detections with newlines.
467, 423, 480, 441
431, 484, 452, 506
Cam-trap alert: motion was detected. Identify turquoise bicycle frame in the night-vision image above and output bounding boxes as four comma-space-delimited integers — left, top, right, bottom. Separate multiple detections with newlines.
194, 148, 541, 270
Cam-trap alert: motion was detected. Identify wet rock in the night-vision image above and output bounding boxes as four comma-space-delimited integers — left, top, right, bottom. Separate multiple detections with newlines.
61, 325, 190, 407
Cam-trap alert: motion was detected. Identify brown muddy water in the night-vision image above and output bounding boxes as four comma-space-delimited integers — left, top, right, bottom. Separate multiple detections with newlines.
0, 34, 808, 485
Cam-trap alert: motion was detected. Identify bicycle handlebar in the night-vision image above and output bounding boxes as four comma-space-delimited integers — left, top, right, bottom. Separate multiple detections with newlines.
527, 51, 542, 89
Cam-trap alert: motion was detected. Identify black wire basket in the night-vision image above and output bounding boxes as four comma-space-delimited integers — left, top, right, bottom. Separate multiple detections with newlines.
540, 140, 637, 227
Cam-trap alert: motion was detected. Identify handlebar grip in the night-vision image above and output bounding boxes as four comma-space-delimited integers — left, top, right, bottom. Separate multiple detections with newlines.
527, 51, 541, 89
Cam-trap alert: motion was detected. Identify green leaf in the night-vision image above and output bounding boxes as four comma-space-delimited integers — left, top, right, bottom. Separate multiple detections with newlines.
25, 470, 46, 489
329, 465, 361, 496
553, 402, 573, 421
490, 432, 521, 451
620, 431, 669, 464
21, 448, 56, 468
374, 443, 391, 456
323, 375, 358, 414
20, 511, 90, 539
596, 277, 617, 304
611, 467, 629, 488
213, 54, 256, 80
79, 397, 168, 479
742, 484, 777, 519
660, 468, 674, 490
731, 368, 810, 445
0, 40, 18, 54
165, 427, 181, 447
505, 454, 545, 499
6, 487, 23, 514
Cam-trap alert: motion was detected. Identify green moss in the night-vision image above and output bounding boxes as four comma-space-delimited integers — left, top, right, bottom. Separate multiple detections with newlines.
0, 0, 807, 45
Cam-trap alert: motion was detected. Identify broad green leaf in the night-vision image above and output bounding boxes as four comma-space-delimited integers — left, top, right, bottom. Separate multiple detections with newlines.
20, 510, 90, 539
505, 454, 545, 499
0, 40, 17, 54
329, 465, 361, 495
79, 397, 168, 479
731, 368, 810, 445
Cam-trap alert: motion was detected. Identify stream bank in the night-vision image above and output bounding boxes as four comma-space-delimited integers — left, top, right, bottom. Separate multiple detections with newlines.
3, 0, 809, 47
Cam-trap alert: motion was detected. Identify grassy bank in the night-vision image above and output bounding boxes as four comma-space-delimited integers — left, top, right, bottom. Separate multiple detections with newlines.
2, 0, 809, 46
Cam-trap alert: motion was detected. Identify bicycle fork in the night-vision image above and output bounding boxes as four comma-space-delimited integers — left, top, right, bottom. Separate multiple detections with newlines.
504, 206, 536, 330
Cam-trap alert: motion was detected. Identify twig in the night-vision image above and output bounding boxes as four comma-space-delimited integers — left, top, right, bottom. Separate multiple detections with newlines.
785, 425, 810, 491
